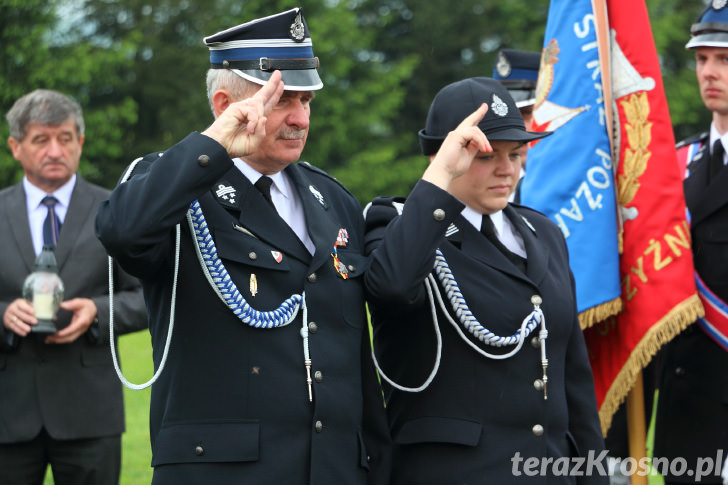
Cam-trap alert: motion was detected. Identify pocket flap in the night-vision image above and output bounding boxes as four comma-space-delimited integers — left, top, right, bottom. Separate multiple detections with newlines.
394, 416, 482, 447
152, 421, 260, 466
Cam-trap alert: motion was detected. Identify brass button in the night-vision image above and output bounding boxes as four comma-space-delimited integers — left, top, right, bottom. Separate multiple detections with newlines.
433, 208, 446, 221
532, 424, 544, 436
307, 273, 317, 283
308, 322, 318, 333
314, 371, 323, 383
195, 445, 204, 456
533, 379, 544, 392
197, 154, 210, 166
531, 336, 540, 348
315, 420, 323, 433
248, 251, 257, 260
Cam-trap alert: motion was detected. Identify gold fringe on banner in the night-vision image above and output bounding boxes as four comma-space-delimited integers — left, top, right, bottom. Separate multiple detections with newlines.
579, 297, 624, 330
597, 294, 704, 435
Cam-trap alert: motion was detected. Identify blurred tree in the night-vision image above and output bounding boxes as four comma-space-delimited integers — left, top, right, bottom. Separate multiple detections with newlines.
0, 0, 712, 200
646, 0, 710, 143
0, 0, 137, 189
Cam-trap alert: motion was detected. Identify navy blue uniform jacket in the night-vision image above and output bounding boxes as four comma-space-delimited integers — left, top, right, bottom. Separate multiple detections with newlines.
364, 180, 607, 485
654, 133, 728, 484
95, 133, 391, 485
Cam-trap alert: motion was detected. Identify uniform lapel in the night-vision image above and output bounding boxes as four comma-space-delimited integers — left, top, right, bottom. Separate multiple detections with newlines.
226, 167, 311, 263
285, 164, 340, 271
505, 205, 549, 285
453, 214, 525, 279
685, 146, 728, 226
4, 184, 36, 273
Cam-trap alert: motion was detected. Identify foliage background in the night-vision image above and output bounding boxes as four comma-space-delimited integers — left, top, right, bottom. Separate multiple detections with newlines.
0, 0, 710, 205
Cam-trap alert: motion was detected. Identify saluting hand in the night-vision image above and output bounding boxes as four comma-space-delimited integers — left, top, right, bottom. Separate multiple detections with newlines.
422, 103, 492, 191
202, 70, 285, 159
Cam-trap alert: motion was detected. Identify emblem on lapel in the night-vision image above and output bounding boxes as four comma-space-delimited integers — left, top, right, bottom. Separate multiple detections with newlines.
521, 215, 537, 234
214, 181, 239, 209
271, 251, 283, 263
445, 223, 459, 238
309, 185, 328, 209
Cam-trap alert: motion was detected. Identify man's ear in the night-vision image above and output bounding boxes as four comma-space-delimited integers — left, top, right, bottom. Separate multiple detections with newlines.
211, 90, 233, 117
7, 136, 20, 161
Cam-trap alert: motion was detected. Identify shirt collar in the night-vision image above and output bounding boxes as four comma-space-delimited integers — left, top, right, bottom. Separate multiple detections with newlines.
234, 158, 292, 200
709, 123, 728, 154
462, 205, 505, 236
23, 174, 76, 210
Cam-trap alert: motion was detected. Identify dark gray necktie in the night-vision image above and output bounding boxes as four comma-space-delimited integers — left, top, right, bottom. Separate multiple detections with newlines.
41, 195, 62, 249
254, 176, 275, 208
481, 215, 526, 273
710, 139, 725, 182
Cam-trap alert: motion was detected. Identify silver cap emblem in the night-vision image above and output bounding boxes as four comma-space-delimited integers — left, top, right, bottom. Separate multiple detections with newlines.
713, 0, 727, 10
491, 94, 509, 117
290, 11, 305, 42
496, 52, 511, 78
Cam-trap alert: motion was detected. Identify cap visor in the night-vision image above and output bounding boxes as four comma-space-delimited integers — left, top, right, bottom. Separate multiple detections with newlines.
233, 68, 323, 91
484, 126, 552, 143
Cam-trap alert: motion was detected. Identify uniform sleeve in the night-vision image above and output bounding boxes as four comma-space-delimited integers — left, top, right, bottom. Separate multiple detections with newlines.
364, 180, 464, 310
95, 132, 232, 280
560, 255, 609, 485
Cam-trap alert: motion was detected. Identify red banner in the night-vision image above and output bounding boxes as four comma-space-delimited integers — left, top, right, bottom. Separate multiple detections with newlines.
581, 0, 703, 434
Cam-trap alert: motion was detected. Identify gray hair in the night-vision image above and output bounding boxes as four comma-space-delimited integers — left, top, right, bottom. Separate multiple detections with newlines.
205, 69, 257, 117
5, 89, 85, 141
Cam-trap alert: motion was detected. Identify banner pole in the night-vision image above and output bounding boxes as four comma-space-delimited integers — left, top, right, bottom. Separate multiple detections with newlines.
627, 370, 648, 485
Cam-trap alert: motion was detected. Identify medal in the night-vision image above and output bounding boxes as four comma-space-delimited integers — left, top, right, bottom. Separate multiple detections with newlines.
250, 273, 258, 296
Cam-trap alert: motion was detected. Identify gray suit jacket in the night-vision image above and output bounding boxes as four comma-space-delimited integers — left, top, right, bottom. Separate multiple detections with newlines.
0, 176, 147, 442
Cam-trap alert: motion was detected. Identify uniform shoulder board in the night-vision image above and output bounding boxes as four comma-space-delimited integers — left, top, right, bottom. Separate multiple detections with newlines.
676, 131, 708, 150
118, 151, 165, 185
298, 161, 355, 198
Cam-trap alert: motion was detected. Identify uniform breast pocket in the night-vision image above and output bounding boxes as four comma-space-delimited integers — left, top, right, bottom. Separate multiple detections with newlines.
696, 222, 728, 285
214, 230, 291, 272
330, 250, 369, 328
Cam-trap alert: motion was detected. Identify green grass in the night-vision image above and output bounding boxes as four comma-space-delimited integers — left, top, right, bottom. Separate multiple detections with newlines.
44, 331, 154, 484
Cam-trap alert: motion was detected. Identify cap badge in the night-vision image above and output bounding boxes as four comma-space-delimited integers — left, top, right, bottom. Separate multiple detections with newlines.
491, 94, 509, 117
496, 52, 511, 78
290, 11, 305, 42
713, 0, 727, 9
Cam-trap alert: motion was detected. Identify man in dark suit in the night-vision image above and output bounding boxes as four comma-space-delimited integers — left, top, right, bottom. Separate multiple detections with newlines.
364, 77, 607, 484
95, 8, 390, 485
0, 89, 147, 484
653, 5, 728, 485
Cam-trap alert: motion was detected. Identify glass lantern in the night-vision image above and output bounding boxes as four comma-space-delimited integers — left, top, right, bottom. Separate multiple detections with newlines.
22, 245, 64, 333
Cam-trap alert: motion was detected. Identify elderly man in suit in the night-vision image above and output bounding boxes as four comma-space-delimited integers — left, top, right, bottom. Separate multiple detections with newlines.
0, 89, 147, 485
